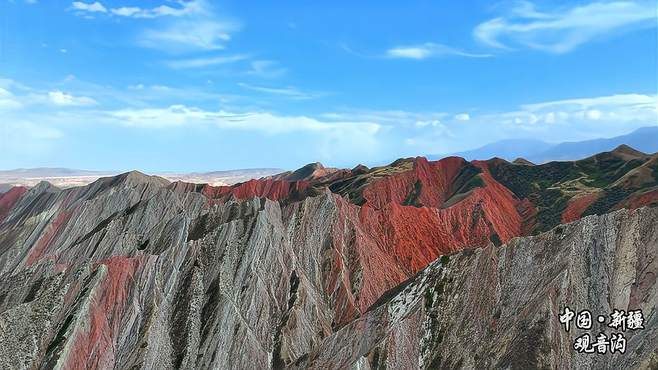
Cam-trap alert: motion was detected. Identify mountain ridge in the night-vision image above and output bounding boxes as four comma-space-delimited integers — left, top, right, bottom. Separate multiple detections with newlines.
0, 147, 656, 368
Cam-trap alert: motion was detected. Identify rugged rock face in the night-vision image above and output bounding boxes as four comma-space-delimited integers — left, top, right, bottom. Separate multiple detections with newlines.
294, 207, 658, 369
0, 150, 656, 369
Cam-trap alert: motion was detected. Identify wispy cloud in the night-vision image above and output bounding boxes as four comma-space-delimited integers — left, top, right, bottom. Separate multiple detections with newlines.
445, 93, 658, 139
246, 60, 287, 78
48, 90, 97, 106
237, 83, 318, 100
0, 81, 97, 109
106, 105, 381, 135
165, 54, 248, 69
0, 76, 383, 166
71, 0, 203, 18
110, 2, 204, 18
454, 113, 470, 121
0, 88, 23, 111
509, 93, 658, 125
323, 93, 657, 155
138, 19, 239, 53
71, 1, 106, 13
69, 1, 240, 53
0, 76, 370, 135
474, 0, 657, 53
521, 94, 657, 111
320, 110, 448, 126
386, 43, 491, 59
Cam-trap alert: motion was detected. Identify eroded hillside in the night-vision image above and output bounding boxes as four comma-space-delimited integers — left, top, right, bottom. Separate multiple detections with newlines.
0, 149, 656, 369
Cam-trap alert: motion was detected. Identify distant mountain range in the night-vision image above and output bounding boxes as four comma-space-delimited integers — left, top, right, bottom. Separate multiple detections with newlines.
0, 167, 284, 191
429, 126, 658, 163
3, 126, 657, 191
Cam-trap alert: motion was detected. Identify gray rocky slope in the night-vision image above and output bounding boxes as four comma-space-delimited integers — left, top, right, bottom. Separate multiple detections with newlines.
0, 172, 655, 369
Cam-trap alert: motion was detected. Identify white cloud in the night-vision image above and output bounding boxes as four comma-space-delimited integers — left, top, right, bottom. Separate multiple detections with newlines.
387, 46, 432, 59
522, 94, 657, 111
69, 1, 239, 54
0, 76, 387, 165
48, 91, 97, 106
106, 105, 381, 136
398, 93, 658, 154
415, 119, 442, 127
110, 1, 205, 18
403, 121, 454, 149
386, 43, 491, 59
165, 54, 248, 69
0, 83, 99, 109
110, 7, 141, 17
0, 88, 23, 110
72, 0, 205, 18
586, 109, 602, 120
246, 60, 287, 78
454, 113, 470, 121
237, 83, 317, 100
139, 20, 238, 53
474, 1, 657, 53
4, 74, 655, 167
71, 1, 107, 13
321, 110, 448, 126
493, 94, 658, 129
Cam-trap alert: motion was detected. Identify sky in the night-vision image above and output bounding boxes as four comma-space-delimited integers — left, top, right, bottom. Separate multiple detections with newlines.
0, 0, 657, 172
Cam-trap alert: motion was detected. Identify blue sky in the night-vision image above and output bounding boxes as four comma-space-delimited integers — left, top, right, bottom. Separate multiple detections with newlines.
0, 0, 656, 171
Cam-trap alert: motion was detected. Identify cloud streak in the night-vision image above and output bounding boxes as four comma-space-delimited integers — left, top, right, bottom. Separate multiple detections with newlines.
0, 78, 384, 166
106, 105, 381, 135
3, 75, 655, 168
474, 0, 657, 53
165, 54, 248, 69
71, 1, 106, 13
48, 90, 97, 106
138, 20, 239, 53
0, 88, 23, 110
386, 43, 491, 59
71, 0, 204, 18
69, 1, 240, 53
110, 2, 204, 18
237, 83, 318, 100
246, 60, 287, 78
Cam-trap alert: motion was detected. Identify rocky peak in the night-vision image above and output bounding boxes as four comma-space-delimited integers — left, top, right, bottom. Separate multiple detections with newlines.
610, 144, 648, 159
512, 157, 535, 165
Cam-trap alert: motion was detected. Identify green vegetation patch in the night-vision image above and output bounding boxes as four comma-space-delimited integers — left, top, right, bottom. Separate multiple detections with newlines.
329, 158, 415, 205
451, 163, 484, 195
489, 233, 502, 246
489, 154, 651, 233
402, 180, 423, 207
532, 188, 570, 234
576, 155, 645, 188
582, 186, 630, 216
460, 175, 485, 194
489, 161, 580, 199
489, 161, 575, 233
